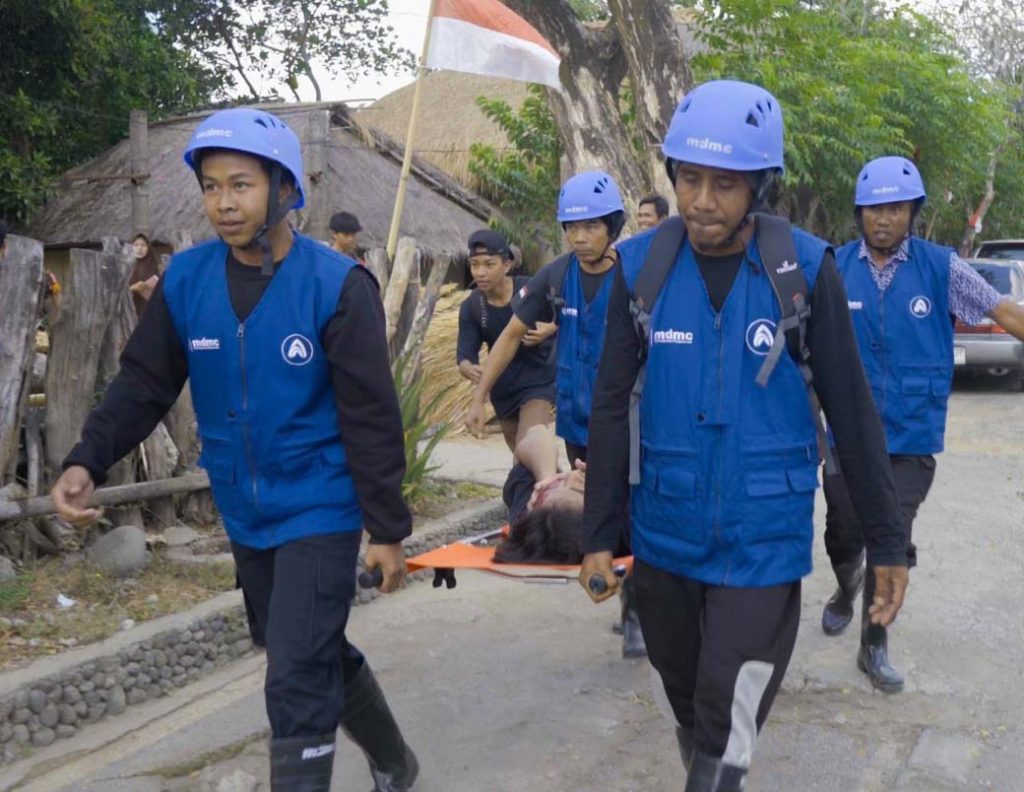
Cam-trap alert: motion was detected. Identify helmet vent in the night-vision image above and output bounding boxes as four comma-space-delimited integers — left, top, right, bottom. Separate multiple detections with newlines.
746, 112, 760, 128
594, 176, 609, 193
254, 117, 269, 128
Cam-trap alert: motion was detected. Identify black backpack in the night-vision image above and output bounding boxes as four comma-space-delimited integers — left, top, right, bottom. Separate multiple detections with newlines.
626, 214, 832, 484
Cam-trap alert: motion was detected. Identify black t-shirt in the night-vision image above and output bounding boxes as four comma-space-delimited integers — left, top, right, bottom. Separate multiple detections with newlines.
512, 257, 616, 329
502, 463, 536, 525
694, 251, 744, 313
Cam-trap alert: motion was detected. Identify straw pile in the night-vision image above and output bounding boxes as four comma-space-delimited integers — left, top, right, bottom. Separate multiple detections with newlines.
419, 284, 497, 435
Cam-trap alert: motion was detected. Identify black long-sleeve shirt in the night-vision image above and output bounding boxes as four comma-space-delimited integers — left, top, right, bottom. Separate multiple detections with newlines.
64, 252, 412, 544
583, 251, 909, 567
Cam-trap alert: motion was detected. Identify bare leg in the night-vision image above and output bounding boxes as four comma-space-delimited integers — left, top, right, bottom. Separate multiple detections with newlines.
514, 398, 555, 448
513, 423, 560, 482
499, 418, 518, 453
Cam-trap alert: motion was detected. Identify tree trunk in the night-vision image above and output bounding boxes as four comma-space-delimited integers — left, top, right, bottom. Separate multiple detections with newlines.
44, 247, 133, 478
400, 255, 452, 380
0, 235, 43, 481
506, 0, 692, 221
383, 237, 419, 357
959, 148, 1000, 257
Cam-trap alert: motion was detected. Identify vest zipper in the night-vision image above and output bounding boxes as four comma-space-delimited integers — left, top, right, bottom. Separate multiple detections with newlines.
878, 295, 887, 416
237, 323, 259, 509
713, 312, 724, 547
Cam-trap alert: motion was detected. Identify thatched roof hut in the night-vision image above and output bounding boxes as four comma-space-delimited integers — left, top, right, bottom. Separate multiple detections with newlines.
357, 72, 529, 190
26, 102, 496, 258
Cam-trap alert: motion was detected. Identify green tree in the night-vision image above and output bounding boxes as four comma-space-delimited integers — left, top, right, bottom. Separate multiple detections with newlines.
691, 0, 1013, 243
468, 85, 563, 269
148, 0, 414, 102
1, 0, 214, 222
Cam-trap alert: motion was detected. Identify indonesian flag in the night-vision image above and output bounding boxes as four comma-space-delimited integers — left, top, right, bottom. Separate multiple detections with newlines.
425, 0, 562, 90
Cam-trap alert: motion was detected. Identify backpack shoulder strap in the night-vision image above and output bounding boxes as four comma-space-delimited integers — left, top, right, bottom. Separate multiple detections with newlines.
754, 213, 810, 385
544, 252, 574, 319
627, 217, 687, 485
754, 213, 834, 472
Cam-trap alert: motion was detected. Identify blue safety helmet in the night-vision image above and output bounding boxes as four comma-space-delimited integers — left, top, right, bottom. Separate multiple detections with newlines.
184, 108, 305, 209
854, 156, 926, 207
662, 80, 785, 178
557, 171, 625, 222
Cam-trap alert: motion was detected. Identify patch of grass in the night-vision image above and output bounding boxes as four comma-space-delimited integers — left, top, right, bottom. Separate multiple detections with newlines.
410, 477, 501, 521
0, 554, 236, 670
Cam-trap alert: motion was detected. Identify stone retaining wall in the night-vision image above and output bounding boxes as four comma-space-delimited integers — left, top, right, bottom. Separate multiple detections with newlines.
0, 499, 505, 766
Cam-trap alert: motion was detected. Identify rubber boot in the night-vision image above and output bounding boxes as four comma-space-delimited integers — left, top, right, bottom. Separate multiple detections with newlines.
684, 750, 748, 791
820, 550, 864, 636
857, 570, 904, 693
620, 576, 647, 659
269, 733, 335, 792
339, 662, 419, 792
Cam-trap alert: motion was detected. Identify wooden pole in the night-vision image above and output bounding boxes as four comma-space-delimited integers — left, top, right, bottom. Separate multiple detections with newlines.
384, 0, 439, 260
0, 473, 210, 522
129, 109, 150, 237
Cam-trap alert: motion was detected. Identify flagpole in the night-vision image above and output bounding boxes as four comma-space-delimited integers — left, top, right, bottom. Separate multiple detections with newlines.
386, 0, 439, 261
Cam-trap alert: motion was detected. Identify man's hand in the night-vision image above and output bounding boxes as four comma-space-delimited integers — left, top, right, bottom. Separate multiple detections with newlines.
465, 399, 487, 438
50, 466, 101, 527
363, 542, 407, 594
579, 551, 620, 603
867, 565, 908, 627
523, 320, 557, 347
458, 360, 483, 385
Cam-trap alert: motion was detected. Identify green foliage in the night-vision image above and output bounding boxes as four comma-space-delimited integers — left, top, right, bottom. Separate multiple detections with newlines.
392, 352, 451, 507
0, 0, 214, 223
691, 0, 1020, 243
148, 0, 414, 101
468, 85, 564, 269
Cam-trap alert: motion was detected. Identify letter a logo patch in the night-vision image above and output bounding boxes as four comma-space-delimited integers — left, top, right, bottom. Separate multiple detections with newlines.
281, 334, 314, 366
745, 319, 776, 356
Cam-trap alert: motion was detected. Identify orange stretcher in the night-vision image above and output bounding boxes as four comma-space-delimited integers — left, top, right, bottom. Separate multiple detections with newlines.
404, 526, 633, 585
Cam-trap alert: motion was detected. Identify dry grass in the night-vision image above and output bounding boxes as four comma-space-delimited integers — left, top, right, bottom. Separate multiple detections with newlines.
0, 554, 235, 670
419, 284, 497, 434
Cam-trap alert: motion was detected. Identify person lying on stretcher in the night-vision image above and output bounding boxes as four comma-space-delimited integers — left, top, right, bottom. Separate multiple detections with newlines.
496, 424, 627, 565
494, 424, 645, 657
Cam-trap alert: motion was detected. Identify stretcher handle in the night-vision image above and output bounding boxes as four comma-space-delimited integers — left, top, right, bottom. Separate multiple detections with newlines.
587, 564, 628, 595
358, 568, 384, 589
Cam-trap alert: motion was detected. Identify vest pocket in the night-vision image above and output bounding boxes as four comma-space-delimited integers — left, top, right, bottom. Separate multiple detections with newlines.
634, 456, 703, 546
743, 463, 818, 543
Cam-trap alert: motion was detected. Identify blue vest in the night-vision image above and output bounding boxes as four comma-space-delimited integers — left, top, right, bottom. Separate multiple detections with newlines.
554, 256, 614, 447
617, 228, 828, 586
163, 234, 363, 549
836, 237, 953, 455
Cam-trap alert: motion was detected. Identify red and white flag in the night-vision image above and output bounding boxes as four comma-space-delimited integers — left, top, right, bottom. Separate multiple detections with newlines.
425, 0, 562, 90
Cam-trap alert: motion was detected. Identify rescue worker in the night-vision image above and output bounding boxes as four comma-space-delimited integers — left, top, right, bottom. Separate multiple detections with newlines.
822, 155, 1024, 693
464, 171, 645, 657
49, 108, 418, 792
580, 80, 910, 790
637, 194, 669, 230
465, 171, 625, 467
457, 228, 556, 452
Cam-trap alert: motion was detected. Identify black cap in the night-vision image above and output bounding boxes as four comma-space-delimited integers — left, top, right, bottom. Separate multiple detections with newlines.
329, 211, 362, 234
468, 229, 513, 260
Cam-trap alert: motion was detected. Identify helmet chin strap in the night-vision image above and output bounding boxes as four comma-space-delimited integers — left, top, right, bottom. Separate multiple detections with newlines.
240, 165, 300, 276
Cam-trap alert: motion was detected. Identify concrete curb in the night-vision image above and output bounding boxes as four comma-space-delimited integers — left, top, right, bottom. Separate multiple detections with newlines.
0, 498, 506, 767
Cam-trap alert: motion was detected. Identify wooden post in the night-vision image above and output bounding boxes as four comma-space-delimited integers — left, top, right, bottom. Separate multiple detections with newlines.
170, 230, 194, 257
0, 235, 44, 481
385, 0, 440, 259
364, 248, 390, 296
44, 247, 133, 477
302, 110, 330, 239
383, 238, 419, 355
400, 255, 452, 379
130, 109, 150, 237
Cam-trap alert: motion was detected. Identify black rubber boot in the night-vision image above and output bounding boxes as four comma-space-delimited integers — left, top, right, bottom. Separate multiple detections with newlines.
621, 576, 647, 659
675, 725, 695, 770
684, 750, 748, 791
857, 571, 904, 694
269, 733, 335, 792
339, 662, 419, 792
821, 551, 864, 636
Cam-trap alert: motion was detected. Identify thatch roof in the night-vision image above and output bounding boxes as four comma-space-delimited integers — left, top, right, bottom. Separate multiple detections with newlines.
357, 72, 529, 189
26, 102, 496, 255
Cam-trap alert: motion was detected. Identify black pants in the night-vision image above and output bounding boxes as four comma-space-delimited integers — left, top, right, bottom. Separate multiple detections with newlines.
565, 441, 587, 468
824, 454, 936, 569
232, 531, 365, 739
633, 560, 801, 766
